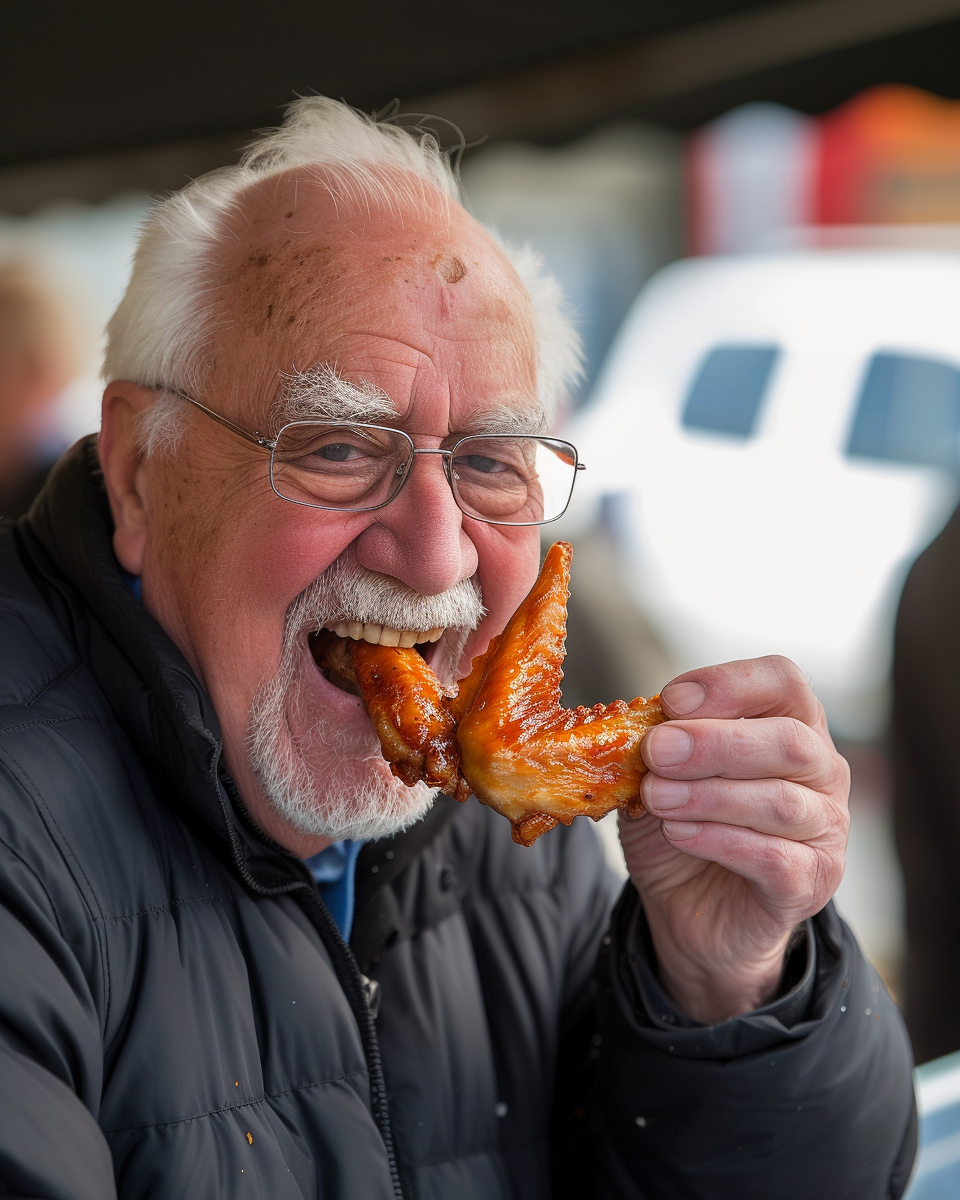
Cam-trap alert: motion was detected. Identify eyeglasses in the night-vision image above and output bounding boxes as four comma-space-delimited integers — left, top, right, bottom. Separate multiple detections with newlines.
168, 389, 585, 527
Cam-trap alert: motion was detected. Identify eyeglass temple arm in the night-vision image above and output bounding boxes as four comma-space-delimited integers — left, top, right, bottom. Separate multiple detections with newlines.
168, 389, 276, 450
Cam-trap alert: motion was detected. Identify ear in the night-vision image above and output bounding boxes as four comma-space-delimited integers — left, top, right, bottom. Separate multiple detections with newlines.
98, 381, 157, 576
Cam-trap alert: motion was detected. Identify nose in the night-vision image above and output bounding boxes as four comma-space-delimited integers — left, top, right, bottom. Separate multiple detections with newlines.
352, 449, 479, 596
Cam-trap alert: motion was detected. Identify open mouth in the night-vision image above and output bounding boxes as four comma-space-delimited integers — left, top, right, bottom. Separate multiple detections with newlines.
309, 623, 446, 697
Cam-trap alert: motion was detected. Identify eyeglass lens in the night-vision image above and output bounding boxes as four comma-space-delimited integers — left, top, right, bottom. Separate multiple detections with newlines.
269, 423, 577, 525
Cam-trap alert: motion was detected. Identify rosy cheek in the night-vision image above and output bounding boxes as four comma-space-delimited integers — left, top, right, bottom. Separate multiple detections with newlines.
243, 507, 372, 606
464, 525, 540, 657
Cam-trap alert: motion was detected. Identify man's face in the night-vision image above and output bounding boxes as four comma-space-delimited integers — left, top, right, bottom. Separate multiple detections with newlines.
132, 172, 542, 852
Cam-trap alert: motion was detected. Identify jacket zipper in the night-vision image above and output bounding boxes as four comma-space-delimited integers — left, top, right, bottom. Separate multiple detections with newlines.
216, 776, 409, 1200
299, 886, 407, 1200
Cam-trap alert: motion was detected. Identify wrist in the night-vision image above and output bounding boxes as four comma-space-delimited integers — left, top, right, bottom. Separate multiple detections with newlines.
650, 928, 794, 1024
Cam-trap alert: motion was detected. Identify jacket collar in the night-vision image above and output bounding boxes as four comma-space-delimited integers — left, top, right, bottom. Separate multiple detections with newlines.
19, 436, 309, 892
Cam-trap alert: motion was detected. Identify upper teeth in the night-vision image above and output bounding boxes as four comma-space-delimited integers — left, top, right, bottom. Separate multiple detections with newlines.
323, 621, 445, 648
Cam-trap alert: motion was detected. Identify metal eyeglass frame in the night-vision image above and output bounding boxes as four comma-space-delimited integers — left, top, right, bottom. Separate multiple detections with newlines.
167, 388, 586, 527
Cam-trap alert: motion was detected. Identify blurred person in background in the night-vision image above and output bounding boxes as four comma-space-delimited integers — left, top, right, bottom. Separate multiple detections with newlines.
0, 98, 916, 1199
0, 261, 77, 516
893, 499, 960, 1064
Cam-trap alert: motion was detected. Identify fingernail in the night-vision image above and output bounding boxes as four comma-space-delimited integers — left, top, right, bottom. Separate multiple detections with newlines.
662, 820, 701, 840
646, 725, 694, 767
661, 681, 706, 715
646, 777, 691, 811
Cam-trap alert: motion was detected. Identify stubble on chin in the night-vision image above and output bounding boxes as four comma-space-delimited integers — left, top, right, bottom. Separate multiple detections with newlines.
246, 636, 437, 842
246, 554, 483, 844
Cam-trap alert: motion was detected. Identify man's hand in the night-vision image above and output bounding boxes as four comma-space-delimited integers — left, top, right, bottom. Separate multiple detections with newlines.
619, 656, 850, 1025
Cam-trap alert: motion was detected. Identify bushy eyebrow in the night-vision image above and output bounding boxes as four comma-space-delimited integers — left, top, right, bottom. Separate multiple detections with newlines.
463, 403, 549, 437
274, 363, 397, 425
275, 363, 548, 435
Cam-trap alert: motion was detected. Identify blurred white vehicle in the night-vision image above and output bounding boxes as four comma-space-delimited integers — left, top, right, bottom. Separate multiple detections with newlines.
565, 252, 960, 740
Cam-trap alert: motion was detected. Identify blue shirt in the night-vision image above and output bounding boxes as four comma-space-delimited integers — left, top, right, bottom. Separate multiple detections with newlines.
123, 572, 142, 602
304, 840, 364, 940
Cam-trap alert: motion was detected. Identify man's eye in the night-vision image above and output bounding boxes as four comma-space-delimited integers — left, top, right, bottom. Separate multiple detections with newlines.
315, 442, 361, 462
456, 453, 508, 475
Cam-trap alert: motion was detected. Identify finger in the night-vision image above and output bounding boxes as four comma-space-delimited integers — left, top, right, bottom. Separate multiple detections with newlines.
657, 819, 843, 912
658, 655, 827, 732
641, 772, 848, 844
641, 714, 845, 791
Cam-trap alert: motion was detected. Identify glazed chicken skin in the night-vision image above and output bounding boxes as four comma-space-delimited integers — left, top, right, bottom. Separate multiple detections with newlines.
351, 640, 469, 802
456, 542, 664, 844
349, 542, 664, 846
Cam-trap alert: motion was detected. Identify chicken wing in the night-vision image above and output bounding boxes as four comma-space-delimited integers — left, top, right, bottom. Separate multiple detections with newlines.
456, 542, 664, 845
351, 639, 469, 801
347, 541, 664, 846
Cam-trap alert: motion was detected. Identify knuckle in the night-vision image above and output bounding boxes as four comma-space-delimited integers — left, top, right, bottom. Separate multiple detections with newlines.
768, 655, 823, 719
813, 847, 845, 908
771, 779, 809, 830
775, 717, 812, 773
761, 841, 804, 894
832, 752, 852, 801
766, 654, 807, 689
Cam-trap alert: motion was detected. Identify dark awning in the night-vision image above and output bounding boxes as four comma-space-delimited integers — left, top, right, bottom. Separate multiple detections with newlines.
4, 0, 960, 208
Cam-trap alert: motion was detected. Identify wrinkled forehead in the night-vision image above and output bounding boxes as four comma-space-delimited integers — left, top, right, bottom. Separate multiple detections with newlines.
208, 167, 539, 427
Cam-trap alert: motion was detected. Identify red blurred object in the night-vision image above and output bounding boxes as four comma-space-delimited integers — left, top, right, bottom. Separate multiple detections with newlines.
817, 85, 960, 226
687, 85, 960, 255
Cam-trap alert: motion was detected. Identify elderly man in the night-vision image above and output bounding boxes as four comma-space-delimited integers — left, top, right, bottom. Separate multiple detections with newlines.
0, 99, 914, 1199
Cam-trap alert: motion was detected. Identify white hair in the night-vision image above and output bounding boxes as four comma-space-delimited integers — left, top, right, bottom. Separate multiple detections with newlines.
104, 97, 582, 455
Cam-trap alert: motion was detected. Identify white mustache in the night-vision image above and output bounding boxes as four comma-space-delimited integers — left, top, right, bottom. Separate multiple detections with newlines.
289, 550, 486, 635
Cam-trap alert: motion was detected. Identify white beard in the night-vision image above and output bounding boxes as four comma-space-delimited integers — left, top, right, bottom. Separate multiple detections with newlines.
247, 551, 484, 842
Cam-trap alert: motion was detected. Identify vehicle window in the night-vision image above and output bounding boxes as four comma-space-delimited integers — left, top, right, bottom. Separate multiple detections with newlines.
681, 345, 780, 437
847, 353, 960, 470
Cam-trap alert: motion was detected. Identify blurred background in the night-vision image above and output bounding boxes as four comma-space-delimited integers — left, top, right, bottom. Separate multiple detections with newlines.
7, 4, 960, 1186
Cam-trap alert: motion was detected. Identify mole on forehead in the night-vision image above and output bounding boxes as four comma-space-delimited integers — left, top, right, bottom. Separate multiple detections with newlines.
431, 252, 467, 284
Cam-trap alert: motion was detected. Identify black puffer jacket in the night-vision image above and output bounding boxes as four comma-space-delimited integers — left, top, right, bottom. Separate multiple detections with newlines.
0, 441, 917, 1199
